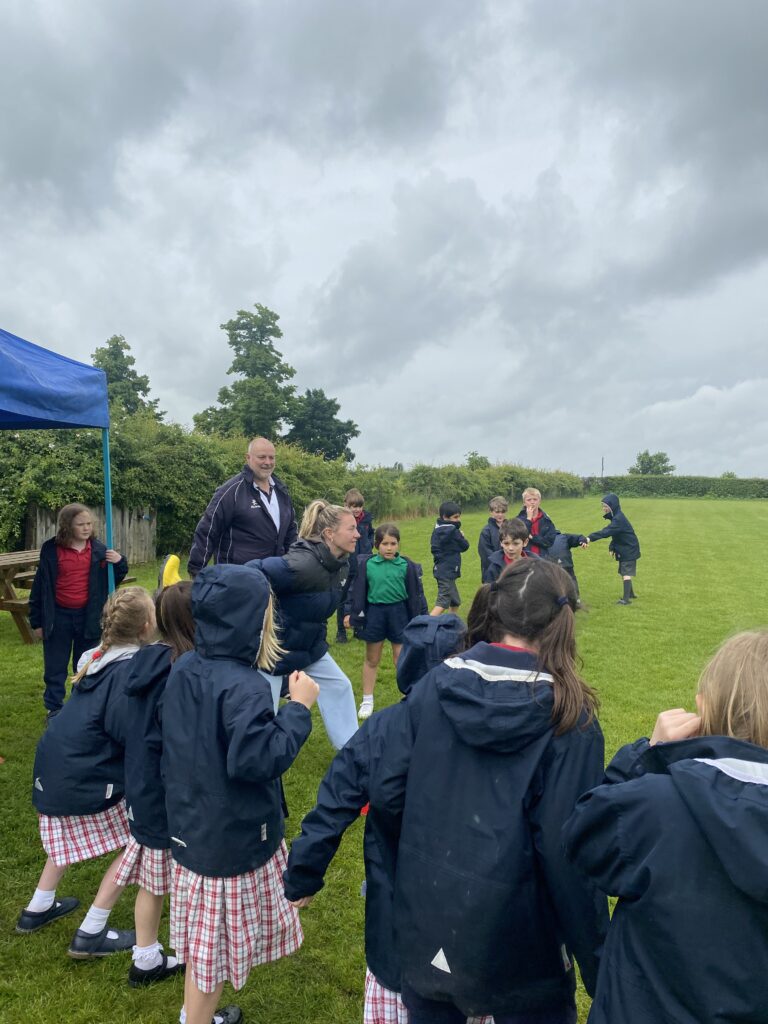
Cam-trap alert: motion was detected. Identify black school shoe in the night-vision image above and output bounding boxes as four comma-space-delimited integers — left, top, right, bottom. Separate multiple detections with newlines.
128, 954, 185, 987
335, 630, 348, 644
16, 897, 80, 934
213, 1008, 242, 1024
68, 925, 136, 959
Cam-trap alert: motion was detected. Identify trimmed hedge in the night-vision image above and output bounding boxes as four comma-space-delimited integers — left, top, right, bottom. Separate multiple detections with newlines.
584, 475, 768, 499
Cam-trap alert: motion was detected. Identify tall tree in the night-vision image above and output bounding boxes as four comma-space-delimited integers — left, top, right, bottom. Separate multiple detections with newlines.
194, 304, 296, 437
92, 335, 163, 418
628, 450, 675, 475
284, 388, 359, 462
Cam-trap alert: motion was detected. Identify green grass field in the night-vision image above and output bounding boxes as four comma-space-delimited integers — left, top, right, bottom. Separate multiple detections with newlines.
1, 498, 767, 1024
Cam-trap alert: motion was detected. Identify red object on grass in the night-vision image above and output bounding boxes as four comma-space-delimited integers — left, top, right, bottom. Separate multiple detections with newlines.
360, 802, 370, 816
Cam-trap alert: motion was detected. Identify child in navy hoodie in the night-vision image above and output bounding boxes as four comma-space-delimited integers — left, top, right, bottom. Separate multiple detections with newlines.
336, 488, 375, 643
583, 492, 641, 605
286, 561, 606, 1024
162, 563, 319, 1024
482, 518, 535, 583
477, 496, 508, 577
565, 630, 768, 1024
430, 501, 469, 616
16, 588, 155, 960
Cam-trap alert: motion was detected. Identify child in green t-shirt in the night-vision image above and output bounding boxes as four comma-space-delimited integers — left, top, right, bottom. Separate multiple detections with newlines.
344, 524, 427, 719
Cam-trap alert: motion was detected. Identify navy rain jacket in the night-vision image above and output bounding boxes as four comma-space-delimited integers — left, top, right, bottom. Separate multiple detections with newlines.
430, 519, 470, 580
564, 735, 768, 1024
29, 537, 128, 639
482, 548, 539, 584
545, 533, 587, 574
346, 554, 428, 632
108, 643, 174, 848
161, 563, 312, 877
250, 539, 350, 674
395, 614, 467, 695
518, 507, 558, 556
32, 653, 135, 816
477, 518, 501, 575
340, 643, 605, 1017
587, 493, 640, 561
188, 467, 298, 575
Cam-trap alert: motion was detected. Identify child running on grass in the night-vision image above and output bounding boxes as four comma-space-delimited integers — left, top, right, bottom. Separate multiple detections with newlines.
345, 523, 428, 719
430, 501, 469, 616
582, 492, 641, 605
286, 559, 607, 1024
161, 563, 319, 1024
16, 588, 154, 961
564, 630, 768, 1023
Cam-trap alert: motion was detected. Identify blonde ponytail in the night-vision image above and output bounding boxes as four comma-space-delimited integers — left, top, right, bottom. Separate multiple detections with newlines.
299, 499, 350, 541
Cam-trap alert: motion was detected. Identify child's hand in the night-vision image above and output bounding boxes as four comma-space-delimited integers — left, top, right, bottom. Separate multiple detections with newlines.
343, 615, 351, 629
580, 539, 590, 548
289, 895, 315, 909
649, 708, 702, 745
289, 670, 320, 710
105, 549, 122, 563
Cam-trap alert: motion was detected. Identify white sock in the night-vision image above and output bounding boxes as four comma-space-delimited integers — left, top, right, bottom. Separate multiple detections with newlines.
78, 903, 111, 935
180, 1008, 226, 1024
27, 888, 56, 913
132, 940, 165, 970
179, 1010, 186, 1024
361, 695, 374, 705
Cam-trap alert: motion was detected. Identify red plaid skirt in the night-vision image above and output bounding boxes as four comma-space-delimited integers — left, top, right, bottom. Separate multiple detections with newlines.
170, 841, 302, 993
39, 800, 130, 867
113, 837, 172, 895
363, 970, 495, 1024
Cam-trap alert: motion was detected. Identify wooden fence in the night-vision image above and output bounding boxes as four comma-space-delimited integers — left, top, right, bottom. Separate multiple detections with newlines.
24, 505, 156, 565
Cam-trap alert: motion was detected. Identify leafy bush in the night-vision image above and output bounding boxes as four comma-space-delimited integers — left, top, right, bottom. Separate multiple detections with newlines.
583, 475, 768, 499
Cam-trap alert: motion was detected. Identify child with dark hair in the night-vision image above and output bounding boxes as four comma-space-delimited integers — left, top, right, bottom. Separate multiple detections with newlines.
583, 493, 641, 605
477, 497, 509, 577
29, 502, 128, 718
430, 501, 469, 616
286, 558, 607, 1024
482, 518, 534, 583
336, 488, 375, 644
345, 523, 428, 719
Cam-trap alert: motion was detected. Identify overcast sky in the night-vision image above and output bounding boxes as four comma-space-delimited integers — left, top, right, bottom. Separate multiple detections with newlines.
2, 1, 767, 476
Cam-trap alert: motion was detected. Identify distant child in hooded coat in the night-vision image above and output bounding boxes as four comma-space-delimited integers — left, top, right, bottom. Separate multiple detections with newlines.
583, 493, 641, 605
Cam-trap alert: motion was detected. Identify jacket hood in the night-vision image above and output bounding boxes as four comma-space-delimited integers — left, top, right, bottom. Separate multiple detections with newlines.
396, 614, 467, 694
124, 642, 172, 696
435, 642, 555, 753
642, 738, 768, 902
601, 493, 620, 517
192, 563, 271, 664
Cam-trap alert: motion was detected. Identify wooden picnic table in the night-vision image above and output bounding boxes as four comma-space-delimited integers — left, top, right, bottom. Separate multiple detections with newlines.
0, 549, 40, 644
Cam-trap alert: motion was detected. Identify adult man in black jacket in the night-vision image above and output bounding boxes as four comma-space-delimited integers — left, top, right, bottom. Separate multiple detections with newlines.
187, 437, 298, 576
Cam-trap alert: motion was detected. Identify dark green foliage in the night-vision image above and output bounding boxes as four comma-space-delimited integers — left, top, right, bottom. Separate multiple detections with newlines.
465, 451, 491, 470
284, 389, 360, 462
628, 450, 675, 475
92, 335, 163, 419
585, 475, 768, 498
194, 305, 296, 437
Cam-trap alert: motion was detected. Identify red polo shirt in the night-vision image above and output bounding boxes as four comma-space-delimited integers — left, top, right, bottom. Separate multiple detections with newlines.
55, 542, 91, 608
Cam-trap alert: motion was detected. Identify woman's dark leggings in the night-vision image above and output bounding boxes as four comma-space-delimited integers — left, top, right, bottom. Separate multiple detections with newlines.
400, 982, 577, 1024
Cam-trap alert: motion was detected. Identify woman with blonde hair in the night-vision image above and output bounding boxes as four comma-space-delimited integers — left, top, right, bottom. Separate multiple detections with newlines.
564, 630, 768, 1023
250, 499, 360, 749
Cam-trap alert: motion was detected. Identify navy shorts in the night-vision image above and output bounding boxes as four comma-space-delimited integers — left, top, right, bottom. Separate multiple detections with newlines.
618, 558, 637, 577
359, 601, 410, 644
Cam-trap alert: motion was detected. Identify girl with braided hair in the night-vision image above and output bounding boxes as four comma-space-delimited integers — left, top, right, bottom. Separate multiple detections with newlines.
16, 587, 156, 962
287, 559, 608, 1024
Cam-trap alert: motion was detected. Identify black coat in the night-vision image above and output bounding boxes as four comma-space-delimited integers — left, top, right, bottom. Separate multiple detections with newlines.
482, 549, 538, 584
29, 537, 129, 639
477, 518, 501, 574
345, 554, 428, 630
284, 705, 404, 991
161, 563, 312, 877
564, 735, 768, 1024
32, 654, 135, 816
545, 533, 587, 574
430, 520, 469, 580
108, 643, 174, 848
587, 493, 640, 561
517, 507, 558, 556
188, 467, 298, 575
249, 539, 350, 674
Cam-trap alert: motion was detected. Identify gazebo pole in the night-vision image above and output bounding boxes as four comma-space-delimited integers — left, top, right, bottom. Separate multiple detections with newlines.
102, 428, 115, 593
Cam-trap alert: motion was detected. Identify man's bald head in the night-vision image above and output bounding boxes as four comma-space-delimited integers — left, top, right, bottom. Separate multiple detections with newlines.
246, 437, 276, 486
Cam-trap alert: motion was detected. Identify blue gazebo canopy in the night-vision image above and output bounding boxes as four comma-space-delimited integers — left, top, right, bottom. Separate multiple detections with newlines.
0, 327, 110, 430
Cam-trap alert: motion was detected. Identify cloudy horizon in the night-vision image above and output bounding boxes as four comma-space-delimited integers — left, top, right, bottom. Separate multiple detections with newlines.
2, 0, 767, 478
